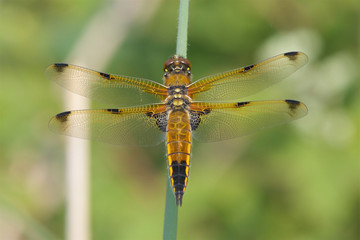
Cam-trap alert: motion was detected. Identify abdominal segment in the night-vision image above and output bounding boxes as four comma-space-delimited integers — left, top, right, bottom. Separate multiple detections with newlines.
166, 110, 191, 206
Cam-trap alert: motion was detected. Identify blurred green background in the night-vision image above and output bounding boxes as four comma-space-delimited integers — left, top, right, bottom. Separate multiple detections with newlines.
0, 0, 358, 239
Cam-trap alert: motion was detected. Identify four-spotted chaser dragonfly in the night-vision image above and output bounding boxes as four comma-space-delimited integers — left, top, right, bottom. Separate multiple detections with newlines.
47, 51, 308, 206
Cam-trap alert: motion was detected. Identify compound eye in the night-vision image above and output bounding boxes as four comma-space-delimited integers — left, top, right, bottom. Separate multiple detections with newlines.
181, 59, 191, 70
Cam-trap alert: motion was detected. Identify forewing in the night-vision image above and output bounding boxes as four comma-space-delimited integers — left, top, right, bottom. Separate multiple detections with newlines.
188, 52, 308, 101
45, 63, 168, 107
190, 100, 307, 142
49, 104, 167, 146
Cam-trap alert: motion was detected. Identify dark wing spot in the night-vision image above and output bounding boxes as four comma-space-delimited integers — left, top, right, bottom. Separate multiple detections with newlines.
190, 112, 201, 131
107, 109, 121, 114
145, 112, 153, 117
244, 64, 254, 72
56, 111, 71, 122
190, 109, 211, 131
203, 108, 211, 115
146, 111, 168, 132
100, 72, 111, 79
284, 52, 299, 61
53, 63, 68, 72
285, 99, 301, 111
236, 101, 250, 107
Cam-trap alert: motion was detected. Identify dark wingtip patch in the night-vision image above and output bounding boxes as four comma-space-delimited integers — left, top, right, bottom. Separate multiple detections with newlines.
236, 101, 250, 107
244, 64, 254, 72
284, 51, 299, 61
53, 63, 68, 72
56, 111, 71, 122
107, 109, 121, 114
285, 99, 301, 111
100, 72, 111, 80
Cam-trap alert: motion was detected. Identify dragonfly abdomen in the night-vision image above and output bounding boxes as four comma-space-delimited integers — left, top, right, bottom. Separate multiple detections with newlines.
166, 110, 191, 206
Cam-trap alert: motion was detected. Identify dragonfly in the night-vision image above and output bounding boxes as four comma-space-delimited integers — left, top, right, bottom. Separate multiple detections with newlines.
47, 51, 308, 206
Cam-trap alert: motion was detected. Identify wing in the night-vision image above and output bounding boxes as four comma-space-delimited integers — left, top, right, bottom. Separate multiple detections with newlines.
187, 52, 308, 101
45, 63, 168, 107
189, 100, 307, 142
49, 104, 168, 146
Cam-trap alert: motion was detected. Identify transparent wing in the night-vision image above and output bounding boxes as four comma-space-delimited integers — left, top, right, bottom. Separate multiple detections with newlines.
190, 100, 307, 142
49, 104, 167, 146
45, 63, 168, 107
188, 52, 308, 101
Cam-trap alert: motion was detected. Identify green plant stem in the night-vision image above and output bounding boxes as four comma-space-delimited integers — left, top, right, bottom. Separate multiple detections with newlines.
163, 1, 189, 240
176, 0, 189, 58
163, 177, 178, 240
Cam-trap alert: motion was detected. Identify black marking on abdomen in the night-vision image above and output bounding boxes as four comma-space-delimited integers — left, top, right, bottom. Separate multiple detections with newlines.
244, 64, 254, 72
170, 160, 189, 206
100, 72, 111, 79
284, 51, 299, 60
56, 111, 71, 122
53, 63, 68, 72
170, 160, 188, 174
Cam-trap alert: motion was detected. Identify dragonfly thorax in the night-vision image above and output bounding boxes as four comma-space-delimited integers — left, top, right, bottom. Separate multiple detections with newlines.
165, 86, 191, 110
167, 85, 188, 95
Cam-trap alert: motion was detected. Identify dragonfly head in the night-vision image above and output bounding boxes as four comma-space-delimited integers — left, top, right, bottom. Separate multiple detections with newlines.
163, 55, 192, 85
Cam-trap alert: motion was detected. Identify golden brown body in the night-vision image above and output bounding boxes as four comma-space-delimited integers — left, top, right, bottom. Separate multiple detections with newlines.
163, 55, 192, 206
166, 110, 191, 206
